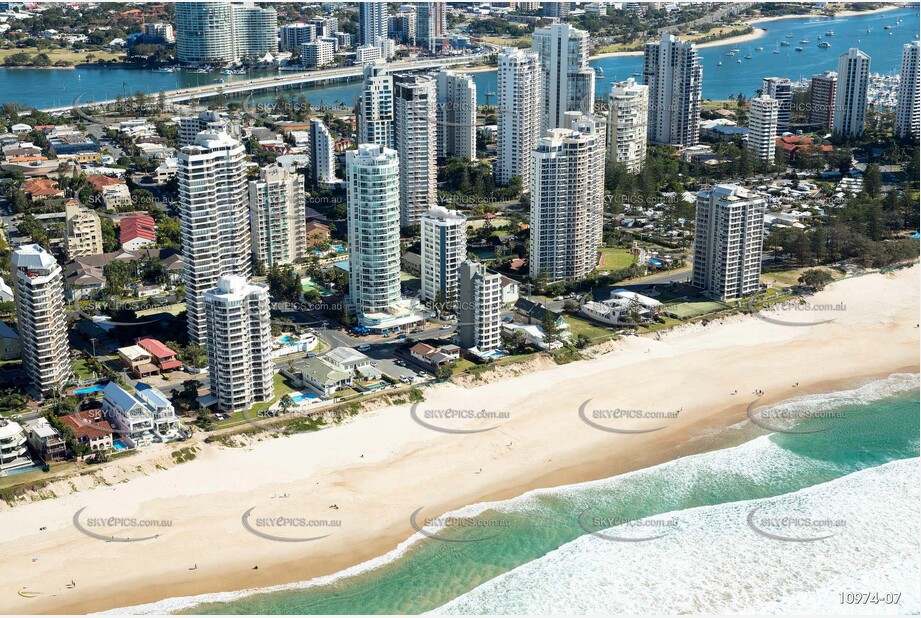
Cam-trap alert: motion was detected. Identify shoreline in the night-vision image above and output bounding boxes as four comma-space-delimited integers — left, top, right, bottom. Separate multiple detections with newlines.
0, 268, 917, 615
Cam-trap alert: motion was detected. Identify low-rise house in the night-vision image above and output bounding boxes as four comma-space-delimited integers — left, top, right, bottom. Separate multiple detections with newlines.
501, 322, 564, 351
117, 344, 159, 378
0, 322, 20, 360
499, 276, 520, 305
0, 279, 11, 303
324, 347, 373, 374
292, 356, 352, 397
61, 409, 114, 453
514, 298, 569, 332
136, 337, 183, 373
22, 417, 66, 461
409, 342, 461, 367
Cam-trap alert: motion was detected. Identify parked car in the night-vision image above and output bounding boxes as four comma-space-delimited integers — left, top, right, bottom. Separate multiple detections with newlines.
357, 343, 371, 352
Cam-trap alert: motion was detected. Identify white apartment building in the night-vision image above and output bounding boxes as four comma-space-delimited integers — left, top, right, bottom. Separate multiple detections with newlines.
532, 23, 595, 131
309, 118, 338, 185
895, 41, 920, 139
356, 43, 383, 64
394, 73, 437, 227
347, 145, 402, 319
302, 39, 334, 68
178, 110, 239, 146
692, 184, 766, 302
178, 131, 252, 344
457, 260, 502, 354
279, 23, 316, 51
643, 33, 702, 147
762, 77, 792, 134
203, 275, 274, 413
12, 245, 71, 398
606, 78, 649, 173
357, 61, 394, 149
436, 70, 477, 161
420, 206, 467, 307
143, 23, 174, 43
747, 95, 779, 162
833, 48, 871, 138
416, 2, 446, 52
175, 1, 277, 65
529, 115, 605, 282
64, 199, 103, 258
248, 164, 307, 268
495, 47, 540, 188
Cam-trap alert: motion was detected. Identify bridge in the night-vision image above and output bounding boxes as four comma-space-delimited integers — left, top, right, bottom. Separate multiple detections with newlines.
43, 54, 494, 114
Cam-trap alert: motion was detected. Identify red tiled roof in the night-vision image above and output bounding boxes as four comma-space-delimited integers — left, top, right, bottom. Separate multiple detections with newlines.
136, 337, 176, 360
120, 213, 156, 245
61, 411, 113, 440
87, 175, 125, 190
22, 178, 62, 197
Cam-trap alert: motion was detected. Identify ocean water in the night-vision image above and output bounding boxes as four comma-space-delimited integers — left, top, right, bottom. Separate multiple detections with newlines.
2, 5, 916, 110
111, 373, 920, 615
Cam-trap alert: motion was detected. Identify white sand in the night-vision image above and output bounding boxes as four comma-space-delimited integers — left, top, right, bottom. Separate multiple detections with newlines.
1, 267, 917, 614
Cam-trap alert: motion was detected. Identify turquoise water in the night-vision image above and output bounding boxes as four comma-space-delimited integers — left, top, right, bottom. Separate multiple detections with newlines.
154, 374, 920, 615
1, 6, 916, 110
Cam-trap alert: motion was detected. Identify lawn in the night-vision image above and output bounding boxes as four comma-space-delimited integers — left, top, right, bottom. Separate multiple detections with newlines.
762, 267, 840, 288
597, 248, 636, 272
210, 373, 297, 430
72, 358, 94, 379
0, 46, 125, 65
564, 315, 614, 344
664, 300, 728, 319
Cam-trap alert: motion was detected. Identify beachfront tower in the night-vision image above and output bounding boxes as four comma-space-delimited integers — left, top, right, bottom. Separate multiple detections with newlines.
809, 71, 837, 131
495, 47, 541, 188
643, 33, 702, 147
833, 48, 871, 138
12, 245, 72, 399
203, 275, 274, 413
346, 145, 402, 319
457, 260, 502, 354
693, 185, 766, 302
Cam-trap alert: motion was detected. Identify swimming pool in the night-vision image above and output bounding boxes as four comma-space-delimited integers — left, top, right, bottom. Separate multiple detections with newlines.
112, 440, 129, 451
291, 393, 318, 403
74, 384, 105, 395
330, 244, 346, 252
279, 335, 295, 344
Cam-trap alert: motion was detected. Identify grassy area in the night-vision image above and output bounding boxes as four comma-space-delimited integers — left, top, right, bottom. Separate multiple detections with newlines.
136, 303, 186, 318
564, 315, 614, 344
479, 35, 531, 48
683, 24, 751, 44
0, 47, 125, 65
762, 267, 841, 288
593, 42, 644, 55
209, 373, 297, 430
597, 248, 636, 272
72, 358, 94, 379
665, 300, 729, 319
467, 217, 512, 230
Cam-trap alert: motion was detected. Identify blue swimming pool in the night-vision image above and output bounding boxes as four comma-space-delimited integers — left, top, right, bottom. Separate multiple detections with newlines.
74, 384, 105, 395
279, 335, 295, 344
330, 244, 346, 252
291, 393, 318, 403
112, 440, 129, 451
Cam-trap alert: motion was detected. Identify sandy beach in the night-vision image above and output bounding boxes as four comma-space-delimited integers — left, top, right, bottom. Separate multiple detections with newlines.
1, 267, 918, 615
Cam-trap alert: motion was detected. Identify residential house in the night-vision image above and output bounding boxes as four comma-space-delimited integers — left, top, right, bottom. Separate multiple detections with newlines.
0, 322, 20, 361
117, 344, 159, 378
120, 213, 157, 250
136, 337, 183, 373
291, 356, 352, 397
61, 409, 114, 453
22, 178, 64, 201
22, 417, 66, 461
101, 381, 181, 448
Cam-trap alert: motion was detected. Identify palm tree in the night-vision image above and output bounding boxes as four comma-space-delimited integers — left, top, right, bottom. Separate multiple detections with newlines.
279, 394, 294, 415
